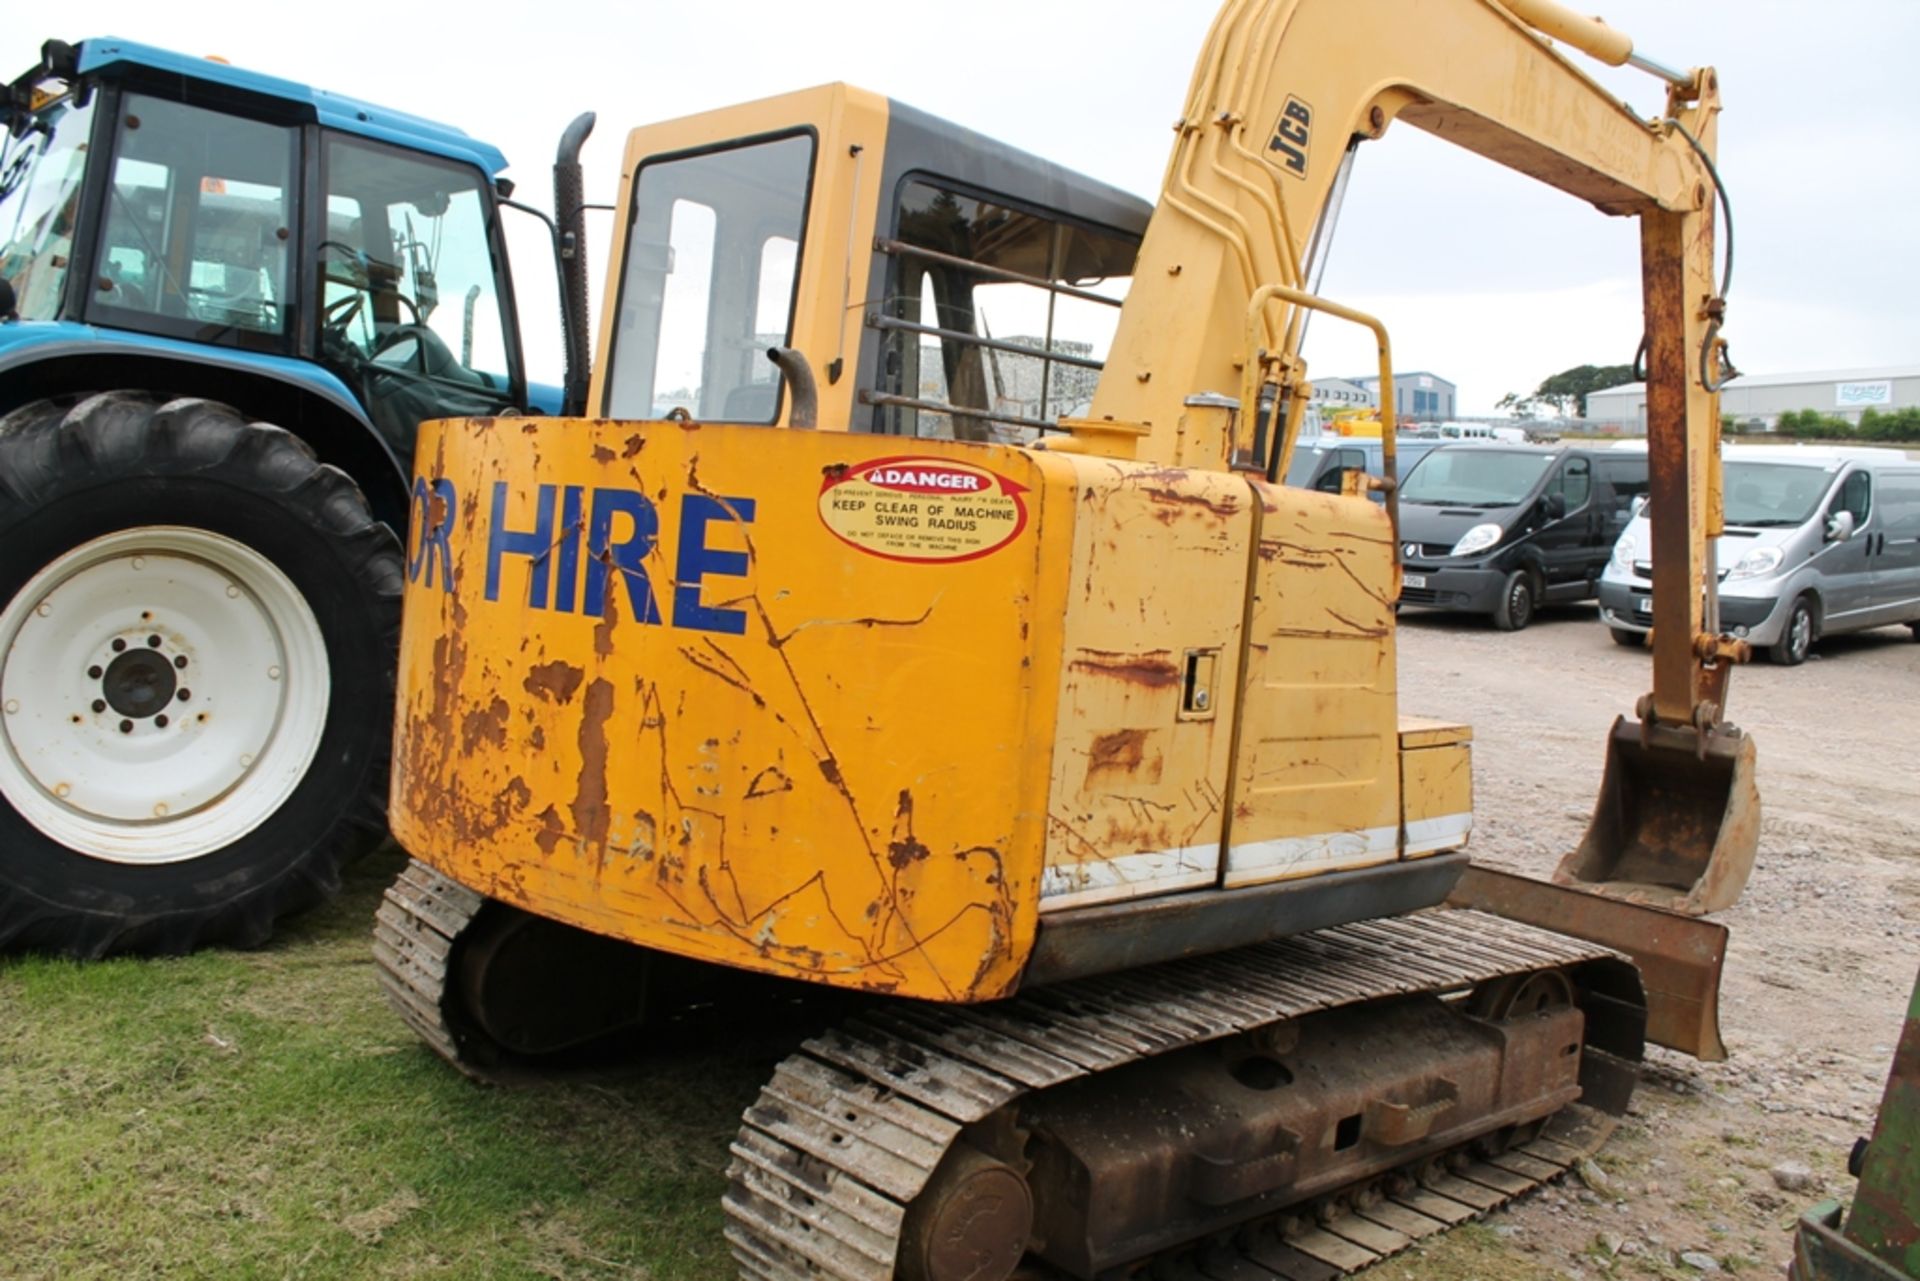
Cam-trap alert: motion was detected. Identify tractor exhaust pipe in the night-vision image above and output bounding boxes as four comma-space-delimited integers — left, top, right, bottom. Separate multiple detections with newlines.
554, 112, 596, 418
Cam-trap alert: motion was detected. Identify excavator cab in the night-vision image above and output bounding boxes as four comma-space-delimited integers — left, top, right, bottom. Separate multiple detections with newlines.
380, 2, 1764, 1276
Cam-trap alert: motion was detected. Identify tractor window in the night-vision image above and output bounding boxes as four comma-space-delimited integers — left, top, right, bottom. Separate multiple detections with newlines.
870, 180, 1135, 443
604, 132, 815, 420
317, 135, 516, 441
0, 91, 96, 321
90, 95, 294, 346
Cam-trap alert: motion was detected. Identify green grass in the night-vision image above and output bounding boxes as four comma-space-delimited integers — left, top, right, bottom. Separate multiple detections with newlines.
0, 849, 767, 1281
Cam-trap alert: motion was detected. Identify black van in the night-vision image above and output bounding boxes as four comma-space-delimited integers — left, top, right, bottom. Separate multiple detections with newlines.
1396, 444, 1649, 630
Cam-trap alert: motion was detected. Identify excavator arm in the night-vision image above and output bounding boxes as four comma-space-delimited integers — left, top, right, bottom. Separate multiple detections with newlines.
1079, 0, 1756, 913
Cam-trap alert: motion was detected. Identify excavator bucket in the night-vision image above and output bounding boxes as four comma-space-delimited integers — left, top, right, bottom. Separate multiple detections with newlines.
1553, 715, 1761, 916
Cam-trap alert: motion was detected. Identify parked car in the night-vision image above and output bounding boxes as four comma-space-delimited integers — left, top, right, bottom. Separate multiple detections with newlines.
1396, 443, 1649, 629
1284, 434, 1449, 497
1598, 446, 1920, 664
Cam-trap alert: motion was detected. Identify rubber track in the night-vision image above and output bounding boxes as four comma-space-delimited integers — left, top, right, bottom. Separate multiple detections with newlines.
722, 910, 1623, 1281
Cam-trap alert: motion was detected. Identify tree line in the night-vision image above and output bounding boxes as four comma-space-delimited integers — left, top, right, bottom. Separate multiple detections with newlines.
1761, 407, 1920, 442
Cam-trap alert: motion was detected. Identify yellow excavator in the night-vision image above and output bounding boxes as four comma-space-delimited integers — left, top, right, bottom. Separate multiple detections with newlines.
376, 1, 1760, 1276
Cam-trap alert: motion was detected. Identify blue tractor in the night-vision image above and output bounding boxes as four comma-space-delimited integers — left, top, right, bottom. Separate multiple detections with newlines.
0, 38, 593, 955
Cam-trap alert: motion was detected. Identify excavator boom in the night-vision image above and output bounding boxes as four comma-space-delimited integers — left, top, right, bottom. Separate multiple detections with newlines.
1083, 0, 1755, 909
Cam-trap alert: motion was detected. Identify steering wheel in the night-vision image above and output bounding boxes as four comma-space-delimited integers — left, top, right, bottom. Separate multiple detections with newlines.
370, 322, 462, 378
316, 240, 372, 341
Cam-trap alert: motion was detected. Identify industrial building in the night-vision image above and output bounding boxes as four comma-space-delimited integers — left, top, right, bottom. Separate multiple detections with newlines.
1309, 376, 1378, 414
1586, 365, 1920, 431
1348, 370, 1456, 422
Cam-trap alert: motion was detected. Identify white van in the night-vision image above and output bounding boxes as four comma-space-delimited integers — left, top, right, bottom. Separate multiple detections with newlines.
1598, 446, 1920, 664
1437, 422, 1527, 443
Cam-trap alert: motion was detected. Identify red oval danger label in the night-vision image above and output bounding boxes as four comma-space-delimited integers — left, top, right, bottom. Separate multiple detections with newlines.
819, 456, 1028, 563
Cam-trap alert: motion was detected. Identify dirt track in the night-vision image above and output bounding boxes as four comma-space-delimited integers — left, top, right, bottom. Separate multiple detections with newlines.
1386, 603, 1920, 1278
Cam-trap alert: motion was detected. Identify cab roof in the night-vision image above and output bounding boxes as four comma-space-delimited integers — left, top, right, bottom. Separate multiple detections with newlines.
69, 36, 509, 177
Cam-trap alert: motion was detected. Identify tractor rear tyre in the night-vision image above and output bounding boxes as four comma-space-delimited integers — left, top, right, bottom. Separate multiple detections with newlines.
0, 393, 402, 957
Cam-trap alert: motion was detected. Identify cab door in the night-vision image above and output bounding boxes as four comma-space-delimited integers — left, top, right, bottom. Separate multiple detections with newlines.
1818, 467, 1877, 627
1869, 470, 1920, 620
1532, 456, 1597, 597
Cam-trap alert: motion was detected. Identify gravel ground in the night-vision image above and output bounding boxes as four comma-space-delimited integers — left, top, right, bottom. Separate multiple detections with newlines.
1389, 601, 1920, 1278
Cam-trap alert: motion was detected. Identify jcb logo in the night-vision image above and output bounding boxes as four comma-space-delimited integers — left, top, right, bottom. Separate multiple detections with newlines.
1269, 96, 1312, 177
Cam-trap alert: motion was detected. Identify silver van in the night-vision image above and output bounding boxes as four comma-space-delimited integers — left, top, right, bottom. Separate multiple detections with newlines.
1597, 446, 1920, 664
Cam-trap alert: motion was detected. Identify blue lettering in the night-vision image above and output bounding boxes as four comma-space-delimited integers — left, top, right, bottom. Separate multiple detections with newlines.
553, 485, 585, 615
486, 482, 556, 606
674, 494, 757, 635
407, 476, 457, 593
582, 488, 663, 623
481, 484, 754, 629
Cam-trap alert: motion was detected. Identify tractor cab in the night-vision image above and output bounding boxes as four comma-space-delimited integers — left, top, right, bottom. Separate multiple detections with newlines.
0, 38, 531, 450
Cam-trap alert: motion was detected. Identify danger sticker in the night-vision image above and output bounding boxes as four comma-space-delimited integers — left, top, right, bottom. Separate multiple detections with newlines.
819, 456, 1028, 563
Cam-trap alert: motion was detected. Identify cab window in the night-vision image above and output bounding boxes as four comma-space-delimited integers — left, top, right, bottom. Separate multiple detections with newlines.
603, 132, 814, 421
1315, 447, 1369, 493
316, 135, 517, 439
91, 95, 294, 348
0, 91, 96, 320
873, 179, 1135, 443
1833, 469, 1872, 526
1596, 458, 1648, 510
1549, 457, 1592, 511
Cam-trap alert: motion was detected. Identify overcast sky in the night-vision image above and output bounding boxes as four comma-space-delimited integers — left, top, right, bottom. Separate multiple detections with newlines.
11, 1, 1916, 414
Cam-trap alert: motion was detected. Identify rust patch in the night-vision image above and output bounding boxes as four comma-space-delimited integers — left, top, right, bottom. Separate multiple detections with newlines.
491, 777, 533, 832
593, 565, 622, 658
529, 725, 546, 752
818, 757, 844, 787
1069, 648, 1182, 689
459, 696, 510, 755
888, 789, 931, 871
1143, 485, 1239, 519
591, 443, 615, 463
523, 661, 585, 705
622, 434, 645, 458
1088, 728, 1149, 775
534, 804, 566, 855
570, 677, 616, 853
821, 462, 849, 481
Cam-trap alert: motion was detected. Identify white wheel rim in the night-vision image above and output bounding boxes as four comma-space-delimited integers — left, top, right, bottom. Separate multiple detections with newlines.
0, 527, 330, 864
